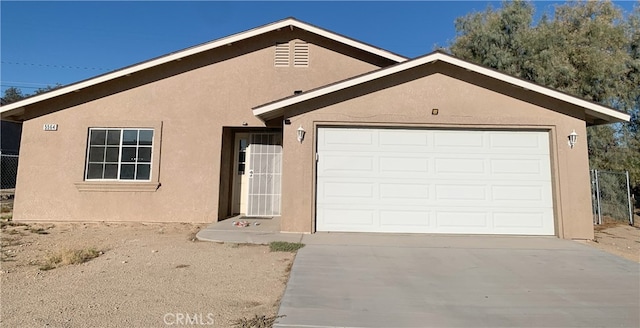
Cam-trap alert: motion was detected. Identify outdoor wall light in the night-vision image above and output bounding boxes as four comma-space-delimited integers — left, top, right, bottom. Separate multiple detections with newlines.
432, 108, 439, 115
568, 130, 578, 148
297, 126, 306, 143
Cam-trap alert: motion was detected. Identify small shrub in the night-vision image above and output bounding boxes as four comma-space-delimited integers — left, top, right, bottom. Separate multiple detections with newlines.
232, 314, 286, 328
40, 248, 101, 270
0, 220, 26, 229
28, 227, 49, 235
39, 263, 57, 271
0, 204, 11, 213
269, 241, 304, 253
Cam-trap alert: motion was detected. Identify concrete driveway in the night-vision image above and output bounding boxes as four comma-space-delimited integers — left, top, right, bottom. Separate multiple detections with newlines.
275, 234, 640, 328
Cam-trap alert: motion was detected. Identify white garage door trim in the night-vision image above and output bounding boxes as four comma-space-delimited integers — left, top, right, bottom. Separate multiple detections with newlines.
315, 127, 555, 235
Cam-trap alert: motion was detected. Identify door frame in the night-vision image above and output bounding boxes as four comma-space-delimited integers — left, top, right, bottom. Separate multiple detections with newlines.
225, 127, 284, 221
231, 133, 250, 215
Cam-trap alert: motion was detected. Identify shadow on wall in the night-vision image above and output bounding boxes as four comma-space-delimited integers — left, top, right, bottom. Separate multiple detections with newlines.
1, 121, 22, 189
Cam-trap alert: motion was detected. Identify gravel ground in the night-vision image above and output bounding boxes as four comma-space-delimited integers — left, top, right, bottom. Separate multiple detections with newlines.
587, 216, 640, 263
0, 222, 295, 328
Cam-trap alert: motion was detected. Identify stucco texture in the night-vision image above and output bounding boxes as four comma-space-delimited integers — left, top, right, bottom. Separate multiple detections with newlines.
12, 29, 388, 224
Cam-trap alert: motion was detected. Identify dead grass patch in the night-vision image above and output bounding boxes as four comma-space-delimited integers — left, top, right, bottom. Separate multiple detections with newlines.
1, 203, 12, 213
39, 247, 102, 271
0, 220, 26, 229
188, 230, 199, 242
27, 227, 49, 235
231, 314, 286, 328
594, 216, 633, 231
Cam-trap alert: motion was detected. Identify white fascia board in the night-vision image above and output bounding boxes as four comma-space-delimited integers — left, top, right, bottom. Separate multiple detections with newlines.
254, 52, 631, 123
439, 55, 631, 122
1, 18, 406, 115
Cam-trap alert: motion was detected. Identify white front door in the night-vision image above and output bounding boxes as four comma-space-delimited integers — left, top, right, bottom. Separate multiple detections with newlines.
232, 134, 250, 215
316, 127, 555, 235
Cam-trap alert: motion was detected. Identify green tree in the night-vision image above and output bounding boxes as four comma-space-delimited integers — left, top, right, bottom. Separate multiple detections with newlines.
449, 0, 640, 201
1, 84, 62, 105
1, 87, 26, 104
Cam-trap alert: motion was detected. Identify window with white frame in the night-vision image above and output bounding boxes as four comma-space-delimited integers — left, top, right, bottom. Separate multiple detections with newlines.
85, 128, 154, 181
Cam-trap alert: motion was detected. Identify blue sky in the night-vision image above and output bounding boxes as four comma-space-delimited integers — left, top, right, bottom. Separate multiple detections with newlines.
1, 1, 637, 96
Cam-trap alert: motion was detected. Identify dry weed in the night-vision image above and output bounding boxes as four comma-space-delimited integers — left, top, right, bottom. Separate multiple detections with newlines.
40, 248, 101, 271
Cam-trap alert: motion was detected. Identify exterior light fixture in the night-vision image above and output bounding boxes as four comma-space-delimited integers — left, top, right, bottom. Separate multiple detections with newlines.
568, 130, 578, 148
432, 108, 439, 115
297, 126, 306, 143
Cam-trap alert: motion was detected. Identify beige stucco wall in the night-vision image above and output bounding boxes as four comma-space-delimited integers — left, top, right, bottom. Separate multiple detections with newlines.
13, 29, 389, 223
280, 63, 594, 239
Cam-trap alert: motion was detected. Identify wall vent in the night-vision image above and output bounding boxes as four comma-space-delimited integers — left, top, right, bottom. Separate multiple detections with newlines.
274, 42, 290, 67
293, 41, 309, 67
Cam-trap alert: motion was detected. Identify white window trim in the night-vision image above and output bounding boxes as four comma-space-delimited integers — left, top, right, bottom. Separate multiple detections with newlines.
75, 121, 162, 192
84, 128, 154, 182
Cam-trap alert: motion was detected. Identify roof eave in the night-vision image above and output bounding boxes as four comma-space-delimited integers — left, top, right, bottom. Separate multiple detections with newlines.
253, 52, 631, 124
0, 17, 407, 116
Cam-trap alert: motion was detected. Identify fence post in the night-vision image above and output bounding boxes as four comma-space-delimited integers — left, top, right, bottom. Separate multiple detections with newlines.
591, 170, 597, 224
594, 169, 602, 225
626, 171, 633, 226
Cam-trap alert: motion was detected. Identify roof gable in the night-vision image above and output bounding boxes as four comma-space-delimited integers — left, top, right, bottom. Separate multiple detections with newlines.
1, 17, 407, 119
253, 51, 630, 124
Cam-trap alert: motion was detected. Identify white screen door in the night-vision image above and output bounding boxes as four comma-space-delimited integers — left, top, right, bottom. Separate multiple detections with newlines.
246, 133, 282, 216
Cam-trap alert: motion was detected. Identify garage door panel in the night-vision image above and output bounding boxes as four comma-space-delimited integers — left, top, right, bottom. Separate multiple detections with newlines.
320, 155, 374, 173
493, 212, 547, 228
379, 130, 430, 146
379, 156, 429, 173
320, 129, 374, 146
489, 131, 548, 151
490, 158, 550, 176
322, 182, 374, 199
492, 210, 554, 235
316, 127, 554, 235
380, 210, 430, 227
434, 158, 487, 175
434, 184, 487, 201
319, 208, 374, 225
491, 185, 547, 202
435, 212, 489, 229
433, 130, 485, 148
379, 183, 429, 200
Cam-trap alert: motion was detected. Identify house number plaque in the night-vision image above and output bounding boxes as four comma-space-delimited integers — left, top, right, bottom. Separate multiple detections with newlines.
43, 124, 58, 131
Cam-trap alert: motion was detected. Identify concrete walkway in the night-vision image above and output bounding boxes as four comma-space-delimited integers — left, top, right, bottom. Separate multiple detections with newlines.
275, 233, 640, 328
196, 217, 303, 244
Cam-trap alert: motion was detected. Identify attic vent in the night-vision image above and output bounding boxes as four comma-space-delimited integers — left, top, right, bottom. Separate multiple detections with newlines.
274, 42, 290, 67
293, 41, 309, 67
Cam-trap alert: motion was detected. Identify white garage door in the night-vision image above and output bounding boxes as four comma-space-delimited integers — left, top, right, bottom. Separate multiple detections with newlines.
316, 127, 554, 235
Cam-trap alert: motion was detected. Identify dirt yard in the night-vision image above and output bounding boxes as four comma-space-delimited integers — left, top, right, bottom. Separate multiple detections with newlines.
586, 214, 640, 263
0, 220, 295, 327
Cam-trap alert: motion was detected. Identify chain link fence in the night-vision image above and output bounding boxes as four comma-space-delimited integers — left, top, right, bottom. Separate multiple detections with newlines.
590, 170, 633, 225
1, 152, 19, 190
